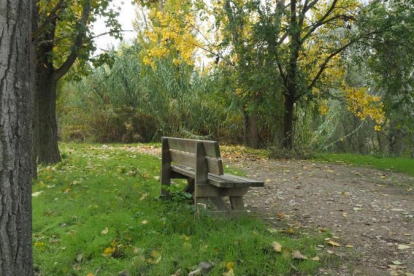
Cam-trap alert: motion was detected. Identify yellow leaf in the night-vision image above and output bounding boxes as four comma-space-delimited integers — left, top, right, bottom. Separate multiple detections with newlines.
103, 247, 115, 256
326, 169, 334, 173
327, 240, 340, 247
311, 256, 320, 261
87, 273, 94, 276
141, 220, 148, 225
223, 268, 235, 276
272, 241, 282, 252
226, 262, 234, 270
292, 250, 308, 260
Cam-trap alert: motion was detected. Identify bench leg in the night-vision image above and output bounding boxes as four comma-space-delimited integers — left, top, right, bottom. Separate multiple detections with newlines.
195, 197, 209, 216
229, 196, 245, 210
209, 197, 228, 211
184, 178, 195, 194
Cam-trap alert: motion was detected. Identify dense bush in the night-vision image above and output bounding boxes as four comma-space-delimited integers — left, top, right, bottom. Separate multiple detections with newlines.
59, 44, 245, 144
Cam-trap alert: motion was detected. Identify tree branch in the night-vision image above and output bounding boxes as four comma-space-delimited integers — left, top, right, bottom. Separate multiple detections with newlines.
301, 0, 339, 43
54, 1, 92, 81
304, 39, 356, 97
32, 0, 66, 40
90, 30, 134, 40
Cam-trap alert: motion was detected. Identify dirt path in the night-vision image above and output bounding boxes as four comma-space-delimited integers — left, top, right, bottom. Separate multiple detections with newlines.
104, 145, 414, 275
228, 157, 414, 276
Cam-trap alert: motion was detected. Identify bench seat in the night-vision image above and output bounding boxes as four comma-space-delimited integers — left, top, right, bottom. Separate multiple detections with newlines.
171, 164, 264, 188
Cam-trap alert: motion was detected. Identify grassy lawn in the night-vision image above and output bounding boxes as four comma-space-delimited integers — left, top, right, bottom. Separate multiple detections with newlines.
33, 144, 334, 276
315, 153, 414, 177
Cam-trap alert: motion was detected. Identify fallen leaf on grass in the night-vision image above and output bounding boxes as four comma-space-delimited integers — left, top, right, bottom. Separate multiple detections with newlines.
327, 250, 334, 254
345, 245, 354, 248
327, 240, 341, 247
102, 247, 115, 257
87, 273, 94, 276
311, 256, 320, 261
292, 250, 308, 260
140, 193, 148, 201
141, 220, 148, 225
267, 228, 278, 234
188, 268, 201, 276
101, 228, 109, 235
277, 212, 285, 219
32, 191, 44, 197
171, 269, 182, 276
223, 268, 235, 276
272, 241, 282, 252
226, 262, 234, 270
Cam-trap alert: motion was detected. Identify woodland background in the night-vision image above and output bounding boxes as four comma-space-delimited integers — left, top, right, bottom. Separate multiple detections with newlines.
36, 0, 414, 164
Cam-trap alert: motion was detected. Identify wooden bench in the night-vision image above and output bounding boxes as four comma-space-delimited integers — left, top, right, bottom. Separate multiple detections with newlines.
160, 137, 264, 213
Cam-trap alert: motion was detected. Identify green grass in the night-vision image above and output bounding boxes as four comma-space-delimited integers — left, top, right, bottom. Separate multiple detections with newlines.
33, 143, 335, 275
315, 153, 414, 177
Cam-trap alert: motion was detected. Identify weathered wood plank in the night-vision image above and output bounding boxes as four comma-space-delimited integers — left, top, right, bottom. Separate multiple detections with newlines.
165, 137, 221, 157
169, 151, 223, 175
170, 150, 196, 168
160, 137, 171, 198
229, 197, 245, 210
209, 197, 228, 211
195, 185, 249, 197
170, 165, 262, 188
206, 157, 223, 175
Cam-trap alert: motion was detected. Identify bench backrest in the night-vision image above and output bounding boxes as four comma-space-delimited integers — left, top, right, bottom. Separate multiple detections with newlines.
162, 137, 224, 175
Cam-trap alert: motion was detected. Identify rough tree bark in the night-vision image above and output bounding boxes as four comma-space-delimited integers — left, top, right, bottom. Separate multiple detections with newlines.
0, 0, 34, 274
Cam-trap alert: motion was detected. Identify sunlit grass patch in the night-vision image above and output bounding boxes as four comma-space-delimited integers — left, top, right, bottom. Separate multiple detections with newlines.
33, 143, 337, 275
315, 153, 414, 177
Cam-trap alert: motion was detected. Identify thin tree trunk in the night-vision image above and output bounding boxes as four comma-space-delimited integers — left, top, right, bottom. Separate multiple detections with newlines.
248, 113, 259, 149
282, 0, 300, 150
283, 95, 295, 149
0, 0, 34, 274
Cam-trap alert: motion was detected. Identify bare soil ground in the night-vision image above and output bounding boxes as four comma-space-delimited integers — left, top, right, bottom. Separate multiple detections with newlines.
228, 156, 414, 276
116, 145, 414, 275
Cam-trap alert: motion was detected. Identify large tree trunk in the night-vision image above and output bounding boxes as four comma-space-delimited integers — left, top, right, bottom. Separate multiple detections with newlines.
37, 68, 61, 164
35, 24, 61, 164
0, 0, 34, 274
